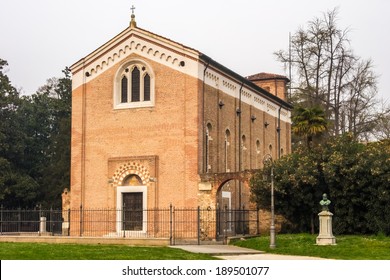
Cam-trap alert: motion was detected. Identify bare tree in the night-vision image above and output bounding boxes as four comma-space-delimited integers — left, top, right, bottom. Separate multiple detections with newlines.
276, 8, 382, 140
343, 59, 379, 138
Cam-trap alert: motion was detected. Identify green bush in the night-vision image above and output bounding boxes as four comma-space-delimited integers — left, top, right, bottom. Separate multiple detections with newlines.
251, 134, 390, 235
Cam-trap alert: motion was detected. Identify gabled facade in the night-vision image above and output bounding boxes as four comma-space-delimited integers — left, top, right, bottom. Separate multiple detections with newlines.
68, 14, 291, 235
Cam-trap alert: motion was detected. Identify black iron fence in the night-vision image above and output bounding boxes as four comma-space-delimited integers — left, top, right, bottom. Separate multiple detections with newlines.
0, 206, 260, 245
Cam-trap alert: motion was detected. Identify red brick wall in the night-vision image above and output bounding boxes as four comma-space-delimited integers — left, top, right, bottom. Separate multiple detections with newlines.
202, 84, 291, 174
70, 54, 200, 210
70, 55, 291, 212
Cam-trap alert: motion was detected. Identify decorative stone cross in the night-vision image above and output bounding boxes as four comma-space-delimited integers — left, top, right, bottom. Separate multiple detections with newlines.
129, 4, 137, 27
130, 5, 136, 15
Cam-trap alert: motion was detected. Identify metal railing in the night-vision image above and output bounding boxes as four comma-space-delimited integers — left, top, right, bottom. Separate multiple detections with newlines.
0, 206, 260, 245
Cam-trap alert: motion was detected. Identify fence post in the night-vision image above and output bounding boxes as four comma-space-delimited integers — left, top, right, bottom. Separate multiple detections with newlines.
197, 206, 200, 245
50, 207, 53, 236
216, 207, 220, 239
169, 204, 173, 245
17, 207, 21, 233
40, 205, 42, 235
242, 205, 246, 236
79, 204, 83, 237
223, 205, 227, 245
256, 207, 260, 235
67, 208, 71, 236
0, 205, 3, 235
122, 203, 126, 238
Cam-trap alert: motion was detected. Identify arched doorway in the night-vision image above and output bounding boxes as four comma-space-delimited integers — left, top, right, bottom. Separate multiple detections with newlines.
116, 174, 147, 233
216, 179, 251, 238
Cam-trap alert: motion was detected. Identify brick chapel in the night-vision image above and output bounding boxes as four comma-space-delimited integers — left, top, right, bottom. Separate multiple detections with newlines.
68, 11, 292, 234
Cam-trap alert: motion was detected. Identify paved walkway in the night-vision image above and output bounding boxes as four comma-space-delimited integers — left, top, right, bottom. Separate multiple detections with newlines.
171, 245, 326, 260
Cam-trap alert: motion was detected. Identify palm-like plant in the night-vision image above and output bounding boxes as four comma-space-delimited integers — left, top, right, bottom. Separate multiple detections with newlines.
292, 106, 328, 149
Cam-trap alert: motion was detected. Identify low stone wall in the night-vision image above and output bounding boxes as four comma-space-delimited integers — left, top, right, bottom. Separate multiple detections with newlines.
0, 236, 170, 246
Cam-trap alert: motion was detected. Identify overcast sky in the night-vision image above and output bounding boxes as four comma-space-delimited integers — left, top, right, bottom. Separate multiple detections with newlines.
1, 0, 389, 101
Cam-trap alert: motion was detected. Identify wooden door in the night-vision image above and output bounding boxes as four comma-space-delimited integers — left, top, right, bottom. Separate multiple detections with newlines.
122, 192, 143, 230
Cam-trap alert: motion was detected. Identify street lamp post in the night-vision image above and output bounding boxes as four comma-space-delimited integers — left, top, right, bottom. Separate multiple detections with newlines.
269, 165, 276, 249
263, 154, 276, 249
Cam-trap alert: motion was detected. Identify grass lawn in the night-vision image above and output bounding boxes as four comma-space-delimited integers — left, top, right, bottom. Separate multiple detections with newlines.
231, 234, 390, 260
2, 234, 390, 260
0, 242, 218, 260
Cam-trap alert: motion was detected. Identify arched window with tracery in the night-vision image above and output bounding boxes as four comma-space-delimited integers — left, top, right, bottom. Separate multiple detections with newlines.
115, 60, 155, 109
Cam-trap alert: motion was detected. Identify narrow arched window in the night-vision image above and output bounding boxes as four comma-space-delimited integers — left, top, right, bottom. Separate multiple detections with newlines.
206, 123, 213, 172
241, 135, 246, 149
256, 140, 261, 169
256, 140, 261, 154
241, 135, 247, 170
131, 67, 140, 102
121, 76, 128, 103
225, 129, 231, 172
144, 73, 150, 101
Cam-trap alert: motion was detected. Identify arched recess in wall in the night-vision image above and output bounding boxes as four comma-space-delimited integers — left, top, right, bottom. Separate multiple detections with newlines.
255, 139, 261, 168
122, 174, 143, 186
216, 178, 251, 238
241, 135, 247, 170
206, 122, 213, 172
224, 129, 231, 172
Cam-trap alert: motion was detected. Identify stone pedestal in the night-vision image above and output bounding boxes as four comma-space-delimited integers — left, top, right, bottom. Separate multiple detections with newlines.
39, 216, 47, 233
62, 222, 70, 235
316, 211, 336, 245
